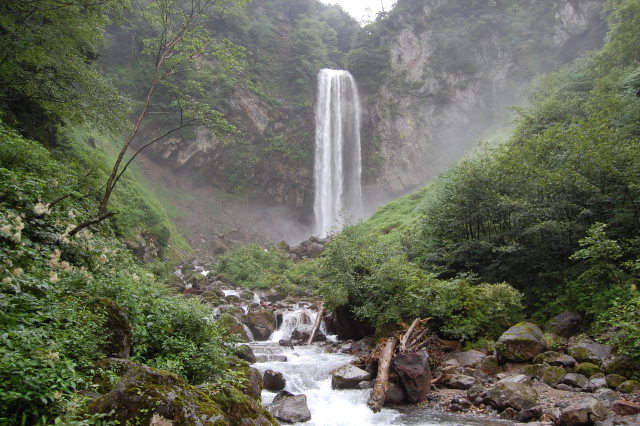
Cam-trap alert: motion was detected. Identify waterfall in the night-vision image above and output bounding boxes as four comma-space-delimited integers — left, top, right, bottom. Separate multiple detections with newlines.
314, 69, 363, 237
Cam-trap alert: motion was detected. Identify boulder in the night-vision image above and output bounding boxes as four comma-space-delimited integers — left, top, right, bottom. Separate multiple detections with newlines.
516, 406, 543, 422
89, 363, 275, 424
243, 308, 276, 341
92, 358, 138, 393
574, 362, 601, 377
486, 382, 538, 411
331, 364, 372, 389
467, 384, 487, 405
306, 242, 324, 259
264, 289, 286, 303
594, 388, 620, 407
255, 354, 288, 363
393, 350, 432, 403
545, 312, 583, 338
568, 339, 613, 365
449, 350, 486, 368
219, 313, 250, 342
559, 397, 608, 425
443, 374, 479, 390
290, 324, 326, 343
478, 355, 500, 374
617, 380, 640, 394
542, 366, 567, 386
604, 356, 640, 378
496, 322, 546, 362
92, 298, 133, 359
524, 364, 548, 379
533, 351, 576, 368
588, 373, 608, 392
358, 381, 374, 389
263, 370, 286, 391
498, 374, 532, 386
268, 391, 311, 424
236, 345, 256, 364
560, 373, 589, 390
245, 367, 263, 398
385, 382, 406, 404
612, 400, 640, 416
606, 374, 628, 389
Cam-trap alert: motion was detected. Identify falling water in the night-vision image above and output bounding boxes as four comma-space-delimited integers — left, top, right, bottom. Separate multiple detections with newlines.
314, 69, 363, 237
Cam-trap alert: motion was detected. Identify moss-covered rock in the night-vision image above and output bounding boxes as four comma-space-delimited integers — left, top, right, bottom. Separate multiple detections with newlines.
604, 356, 640, 380
496, 322, 546, 362
219, 313, 250, 342
524, 364, 547, 379
542, 366, 566, 386
533, 351, 576, 367
606, 374, 627, 389
88, 363, 276, 425
574, 362, 601, 378
91, 298, 133, 359
617, 380, 640, 394
92, 358, 137, 394
542, 333, 567, 352
544, 312, 583, 338
568, 338, 612, 366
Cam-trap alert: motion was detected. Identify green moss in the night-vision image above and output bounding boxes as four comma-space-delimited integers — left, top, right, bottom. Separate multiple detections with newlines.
606, 374, 627, 388
574, 362, 601, 377
524, 364, 547, 379
542, 366, 566, 386
617, 379, 640, 393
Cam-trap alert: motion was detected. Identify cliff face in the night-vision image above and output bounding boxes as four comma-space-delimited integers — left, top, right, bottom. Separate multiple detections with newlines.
356, 0, 606, 195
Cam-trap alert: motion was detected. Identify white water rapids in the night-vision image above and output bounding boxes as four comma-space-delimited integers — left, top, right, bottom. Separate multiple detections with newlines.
249, 309, 505, 426
314, 69, 363, 237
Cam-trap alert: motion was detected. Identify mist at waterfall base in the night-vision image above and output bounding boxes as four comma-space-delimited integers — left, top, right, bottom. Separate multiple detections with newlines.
313, 69, 364, 237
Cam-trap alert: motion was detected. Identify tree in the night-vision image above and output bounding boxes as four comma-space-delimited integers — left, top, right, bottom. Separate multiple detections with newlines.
69, 0, 246, 236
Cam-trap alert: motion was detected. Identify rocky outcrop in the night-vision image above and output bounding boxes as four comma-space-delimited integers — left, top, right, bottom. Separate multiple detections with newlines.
331, 364, 372, 389
496, 322, 547, 362
267, 391, 312, 424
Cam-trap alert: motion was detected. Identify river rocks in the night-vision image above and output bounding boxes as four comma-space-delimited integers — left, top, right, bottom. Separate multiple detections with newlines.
237, 344, 257, 363
574, 362, 601, 377
545, 312, 583, 338
525, 364, 548, 379
559, 397, 608, 425
606, 374, 627, 389
263, 369, 286, 391
393, 350, 432, 403
617, 380, 640, 393
290, 324, 326, 343
89, 363, 275, 425
587, 373, 608, 391
268, 391, 311, 424
568, 338, 612, 365
385, 382, 406, 404
612, 400, 640, 416
486, 382, 538, 411
498, 374, 532, 386
533, 351, 576, 368
243, 308, 276, 341
220, 313, 250, 342
542, 366, 567, 386
496, 322, 547, 362
604, 356, 640, 377
245, 367, 263, 398
560, 373, 589, 389
449, 350, 486, 368
594, 388, 620, 407
331, 364, 372, 389
256, 354, 288, 363
443, 374, 479, 390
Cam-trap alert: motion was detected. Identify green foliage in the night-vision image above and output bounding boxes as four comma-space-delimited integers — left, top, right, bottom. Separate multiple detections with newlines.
215, 244, 292, 289
598, 291, 640, 358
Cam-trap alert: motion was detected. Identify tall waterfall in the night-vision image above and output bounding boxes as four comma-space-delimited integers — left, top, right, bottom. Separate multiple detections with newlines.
314, 69, 363, 237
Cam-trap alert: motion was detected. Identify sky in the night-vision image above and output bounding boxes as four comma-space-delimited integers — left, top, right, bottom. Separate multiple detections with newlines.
320, 0, 397, 23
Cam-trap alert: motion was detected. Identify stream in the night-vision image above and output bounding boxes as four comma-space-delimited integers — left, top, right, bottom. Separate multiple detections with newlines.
248, 308, 509, 426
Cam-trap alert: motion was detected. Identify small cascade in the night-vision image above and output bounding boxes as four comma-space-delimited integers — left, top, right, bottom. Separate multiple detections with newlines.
314, 69, 363, 237
269, 307, 328, 342
222, 289, 240, 297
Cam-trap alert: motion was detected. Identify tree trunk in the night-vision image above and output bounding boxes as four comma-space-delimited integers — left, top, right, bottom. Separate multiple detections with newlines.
367, 337, 397, 413
306, 307, 324, 345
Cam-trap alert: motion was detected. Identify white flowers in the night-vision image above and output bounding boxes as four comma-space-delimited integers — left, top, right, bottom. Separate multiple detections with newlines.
33, 202, 50, 216
1, 215, 24, 243
49, 271, 59, 283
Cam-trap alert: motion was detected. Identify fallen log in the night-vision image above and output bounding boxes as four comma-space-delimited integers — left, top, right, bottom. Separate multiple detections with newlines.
367, 337, 397, 413
399, 318, 421, 353
306, 306, 324, 345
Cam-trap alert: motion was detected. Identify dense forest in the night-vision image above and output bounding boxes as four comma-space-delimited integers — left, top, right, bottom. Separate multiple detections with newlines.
1, 0, 640, 424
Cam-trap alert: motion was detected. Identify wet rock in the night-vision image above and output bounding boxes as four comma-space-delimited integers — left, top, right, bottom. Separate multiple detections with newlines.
358, 381, 374, 389
498, 374, 532, 386
219, 313, 250, 342
496, 322, 546, 362
268, 391, 311, 424
393, 350, 432, 403
542, 366, 567, 386
245, 367, 263, 398
255, 354, 288, 363
264, 289, 286, 303
290, 324, 326, 343
225, 295, 242, 304
534, 351, 577, 368
218, 304, 245, 317
559, 397, 608, 425
243, 308, 276, 341
561, 373, 589, 390
606, 374, 627, 389
279, 339, 294, 349
89, 363, 273, 424
611, 400, 640, 416
385, 382, 406, 404
92, 298, 133, 359
443, 374, 479, 390
545, 312, 583, 338
467, 385, 486, 404
516, 406, 543, 422
594, 388, 620, 407
588, 373, 608, 392
263, 369, 286, 391
486, 382, 538, 411
617, 380, 640, 394
331, 364, 372, 389
568, 339, 613, 366
306, 242, 324, 259
236, 345, 256, 363
575, 362, 602, 377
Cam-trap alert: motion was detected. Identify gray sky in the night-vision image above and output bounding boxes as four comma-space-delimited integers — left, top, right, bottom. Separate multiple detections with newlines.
320, 0, 396, 23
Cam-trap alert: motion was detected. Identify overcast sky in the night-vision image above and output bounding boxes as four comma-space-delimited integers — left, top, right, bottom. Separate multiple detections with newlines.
320, 0, 397, 23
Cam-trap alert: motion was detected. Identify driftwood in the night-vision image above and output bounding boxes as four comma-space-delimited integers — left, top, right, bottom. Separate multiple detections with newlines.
306, 307, 324, 345
367, 336, 397, 413
399, 318, 421, 353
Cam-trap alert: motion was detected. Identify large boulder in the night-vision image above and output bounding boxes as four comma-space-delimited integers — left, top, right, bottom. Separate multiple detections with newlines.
393, 350, 432, 403
533, 351, 576, 368
243, 308, 276, 341
385, 382, 406, 404
245, 367, 263, 399
604, 356, 640, 378
496, 322, 546, 362
268, 391, 311, 424
331, 364, 372, 389
544, 312, 583, 338
559, 397, 608, 425
560, 373, 589, 390
290, 324, 326, 343
612, 400, 640, 416
542, 366, 567, 386
568, 338, 613, 366
89, 363, 275, 425
486, 382, 538, 411
92, 298, 133, 359
219, 313, 250, 342
617, 380, 640, 393
263, 369, 286, 391
448, 350, 486, 368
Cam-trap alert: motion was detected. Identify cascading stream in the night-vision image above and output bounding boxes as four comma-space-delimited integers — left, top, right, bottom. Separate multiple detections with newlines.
314, 69, 363, 237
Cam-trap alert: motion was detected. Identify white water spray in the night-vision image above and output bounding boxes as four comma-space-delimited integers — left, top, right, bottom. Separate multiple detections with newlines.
314, 69, 363, 237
